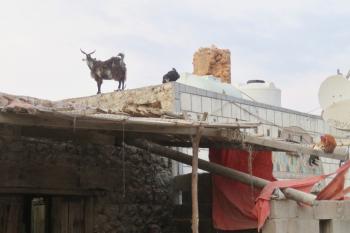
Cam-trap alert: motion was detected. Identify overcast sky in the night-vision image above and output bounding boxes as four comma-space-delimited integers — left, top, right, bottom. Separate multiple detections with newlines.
1, 0, 350, 113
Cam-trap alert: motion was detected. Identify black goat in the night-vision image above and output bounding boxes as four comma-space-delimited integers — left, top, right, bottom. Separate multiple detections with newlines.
162, 68, 180, 83
81, 49, 127, 94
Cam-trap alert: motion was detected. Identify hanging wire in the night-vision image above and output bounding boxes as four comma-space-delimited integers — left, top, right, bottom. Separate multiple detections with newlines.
246, 144, 256, 200
122, 121, 126, 198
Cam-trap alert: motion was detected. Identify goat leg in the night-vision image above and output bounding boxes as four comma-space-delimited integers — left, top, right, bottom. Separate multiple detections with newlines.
116, 80, 121, 91
122, 80, 125, 90
97, 80, 102, 94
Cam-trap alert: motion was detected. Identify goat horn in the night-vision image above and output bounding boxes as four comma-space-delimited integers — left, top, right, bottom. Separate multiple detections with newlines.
88, 50, 96, 55
80, 49, 87, 55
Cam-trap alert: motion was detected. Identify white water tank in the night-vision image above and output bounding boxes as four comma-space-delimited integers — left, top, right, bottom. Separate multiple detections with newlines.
177, 73, 242, 98
238, 80, 282, 107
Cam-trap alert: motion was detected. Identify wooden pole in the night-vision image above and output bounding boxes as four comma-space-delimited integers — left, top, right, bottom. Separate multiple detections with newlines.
191, 128, 201, 233
127, 139, 316, 206
190, 112, 207, 233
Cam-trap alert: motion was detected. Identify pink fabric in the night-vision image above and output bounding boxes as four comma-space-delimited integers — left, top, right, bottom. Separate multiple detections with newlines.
209, 148, 350, 232
254, 160, 350, 231
209, 148, 275, 231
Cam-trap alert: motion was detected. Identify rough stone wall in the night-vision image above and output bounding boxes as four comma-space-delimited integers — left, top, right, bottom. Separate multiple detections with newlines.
193, 45, 231, 83
61, 83, 175, 117
0, 135, 173, 233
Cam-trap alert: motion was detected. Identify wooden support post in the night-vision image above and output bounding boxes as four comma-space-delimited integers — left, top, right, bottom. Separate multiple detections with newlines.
191, 113, 206, 233
191, 127, 202, 233
127, 139, 317, 206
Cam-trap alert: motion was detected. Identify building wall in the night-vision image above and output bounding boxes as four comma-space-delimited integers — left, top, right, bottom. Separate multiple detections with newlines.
172, 82, 350, 187
0, 134, 173, 233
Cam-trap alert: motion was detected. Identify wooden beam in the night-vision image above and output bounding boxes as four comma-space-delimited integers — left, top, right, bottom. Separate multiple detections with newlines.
0, 112, 257, 137
242, 135, 348, 160
0, 112, 347, 160
127, 139, 317, 206
0, 187, 100, 196
191, 113, 206, 233
191, 127, 203, 233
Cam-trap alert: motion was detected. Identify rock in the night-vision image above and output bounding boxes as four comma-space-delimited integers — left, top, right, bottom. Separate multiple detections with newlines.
193, 45, 231, 83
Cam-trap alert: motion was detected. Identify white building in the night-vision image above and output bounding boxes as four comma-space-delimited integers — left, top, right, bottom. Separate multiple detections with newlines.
170, 79, 349, 187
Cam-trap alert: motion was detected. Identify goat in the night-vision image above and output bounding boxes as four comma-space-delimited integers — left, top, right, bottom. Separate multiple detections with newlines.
162, 68, 180, 83
81, 49, 127, 94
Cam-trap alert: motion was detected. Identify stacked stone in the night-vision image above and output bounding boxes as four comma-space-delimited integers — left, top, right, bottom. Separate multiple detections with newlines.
0, 136, 174, 233
193, 45, 231, 83
93, 145, 174, 233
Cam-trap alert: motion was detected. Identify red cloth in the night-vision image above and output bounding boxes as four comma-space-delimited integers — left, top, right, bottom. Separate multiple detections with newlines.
209, 148, 275, 231
209, 148, 350, 232
316, 161, 350, 200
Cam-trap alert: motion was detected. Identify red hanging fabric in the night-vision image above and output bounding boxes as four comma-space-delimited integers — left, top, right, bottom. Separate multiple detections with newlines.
209, 148, 275, 231
209, 148, 350, 232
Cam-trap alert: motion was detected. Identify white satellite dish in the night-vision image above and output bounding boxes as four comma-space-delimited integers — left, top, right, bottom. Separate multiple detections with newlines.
318, 74, 350, 130
322, 99, 350, 130
318, 74, 350, 109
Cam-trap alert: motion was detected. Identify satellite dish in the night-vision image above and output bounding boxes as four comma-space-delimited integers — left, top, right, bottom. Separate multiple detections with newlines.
318, 74, 350, 109
322, 99, 350, 130
318, 74, 350, 130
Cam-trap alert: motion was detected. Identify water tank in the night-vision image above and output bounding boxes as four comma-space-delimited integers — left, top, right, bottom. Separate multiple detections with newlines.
238, 80, 282, 107
177, 73, 242, 98
318, 74, 350, 130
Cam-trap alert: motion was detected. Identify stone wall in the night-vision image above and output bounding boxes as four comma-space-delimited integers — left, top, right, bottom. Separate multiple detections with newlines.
0, 135, 174, 233
192, 45, 231, 83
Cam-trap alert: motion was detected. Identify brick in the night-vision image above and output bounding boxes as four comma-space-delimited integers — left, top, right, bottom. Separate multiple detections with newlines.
343, 200, 350, 220
201, 97, 212, 114
291, 219, 319, 233
313, 200, 344, 219
185, 85, 193, 93
222, 100, 231, 117
180, 93, 191, 111
320, 219, 350, 233
191, 95, 202, 113
206, 90, 215, 98
231, 103, 241, 119
262, 218, 319, 233
198, 88, 206, 96
211, 99, 222, 116
174, 99, 181, 113
270, 200, 297, 219
175, 90, 180, 100
262, 218, 287, 233
296, 205, 314, 219
179, 83, 187, 92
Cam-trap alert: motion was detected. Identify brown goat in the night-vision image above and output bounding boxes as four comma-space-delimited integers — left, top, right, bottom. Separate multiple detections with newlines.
81, 49, 127, 94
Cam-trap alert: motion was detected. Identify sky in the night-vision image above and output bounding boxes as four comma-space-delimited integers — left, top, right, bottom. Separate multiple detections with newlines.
1, 0, 350, 113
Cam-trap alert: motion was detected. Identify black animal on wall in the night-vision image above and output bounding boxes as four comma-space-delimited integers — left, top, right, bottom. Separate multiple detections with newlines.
162, 68, 180, 83
81, 49, 127, 94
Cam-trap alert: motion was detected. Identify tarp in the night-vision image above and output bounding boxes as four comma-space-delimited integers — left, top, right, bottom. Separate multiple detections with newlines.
209, 148, 275, 231
209, 148, 350, 231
